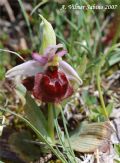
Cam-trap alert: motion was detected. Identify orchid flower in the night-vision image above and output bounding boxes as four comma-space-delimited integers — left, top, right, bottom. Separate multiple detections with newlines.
6, 44, 82, 103
6, 15, 82, 103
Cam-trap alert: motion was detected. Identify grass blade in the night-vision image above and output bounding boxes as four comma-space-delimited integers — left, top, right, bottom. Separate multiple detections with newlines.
18, 0, 33, 43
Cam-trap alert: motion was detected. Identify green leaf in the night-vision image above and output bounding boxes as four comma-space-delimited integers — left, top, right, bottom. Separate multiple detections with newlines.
15, 84, 26, 106
8, 130, 41, 162
24, 92, 48, 137
108, 52, 120, 66
15, 85, 48, 137
90, 107, 106, 122
114, 144, 120, 157
0, 65, 5, 80
106, 103, 113, 116
0, 161, 5, 163
82, 90, 97, 107
0, 107, 67, 162
77, 55, 87, 76
66, 122, 113, 153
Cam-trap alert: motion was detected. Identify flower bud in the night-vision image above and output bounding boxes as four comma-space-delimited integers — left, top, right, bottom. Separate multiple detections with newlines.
39, 15, 56, 54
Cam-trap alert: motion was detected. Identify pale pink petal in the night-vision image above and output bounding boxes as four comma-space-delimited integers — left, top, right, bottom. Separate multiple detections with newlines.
6, 60, 44, 79
44, 44, 64, 61
59, 60, 83, 85
32, 53, 48, 65
57, 50, 67, 57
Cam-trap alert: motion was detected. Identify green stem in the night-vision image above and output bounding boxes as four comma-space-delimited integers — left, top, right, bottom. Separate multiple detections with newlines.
53, 106, 68, 163
48, 103, 54, 142
96, 72, 108, 120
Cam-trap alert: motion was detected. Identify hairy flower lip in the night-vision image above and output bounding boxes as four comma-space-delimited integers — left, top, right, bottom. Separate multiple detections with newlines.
32, 68, 73, 103
22, 76, 34, 91
22, 68, 74, 103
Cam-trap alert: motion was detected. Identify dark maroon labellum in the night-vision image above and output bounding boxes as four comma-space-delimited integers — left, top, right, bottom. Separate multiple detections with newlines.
33, 67, 73, 103
22, 76, 34, 91
22, 67, 73, 103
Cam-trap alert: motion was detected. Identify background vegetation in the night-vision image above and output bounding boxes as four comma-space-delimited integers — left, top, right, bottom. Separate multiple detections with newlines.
0, 0, 120, 162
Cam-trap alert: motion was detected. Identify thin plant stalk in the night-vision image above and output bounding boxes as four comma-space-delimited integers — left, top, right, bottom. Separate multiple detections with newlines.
96, 70, 108, 120
48, 103, 54, 142
0, 49, 25, 62
60, 107, 77, 163
53, 118, 68, 163
53, 109, 72, 163
18, 0, 33, 43
74, 41, 92, 56
53, 105, 66, 149
31, 0, 48, 15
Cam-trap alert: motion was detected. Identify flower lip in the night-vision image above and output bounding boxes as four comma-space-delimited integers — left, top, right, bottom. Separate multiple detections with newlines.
22, 76, 34, 91
33, 67, 73, 103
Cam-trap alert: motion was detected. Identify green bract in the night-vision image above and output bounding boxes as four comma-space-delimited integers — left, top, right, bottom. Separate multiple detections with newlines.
39, 15, 56, 54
